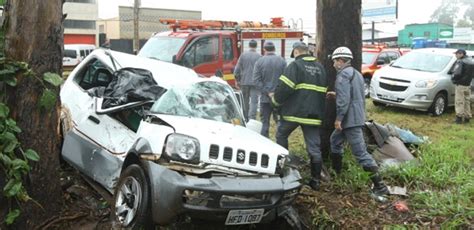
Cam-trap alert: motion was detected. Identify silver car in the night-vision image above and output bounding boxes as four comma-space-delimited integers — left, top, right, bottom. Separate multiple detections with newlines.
370, 48, 474, 116
60, 49, 301, 228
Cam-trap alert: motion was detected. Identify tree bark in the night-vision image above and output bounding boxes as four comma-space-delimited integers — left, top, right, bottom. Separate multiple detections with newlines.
316, 0, 362, 156
3, 0, 64, 228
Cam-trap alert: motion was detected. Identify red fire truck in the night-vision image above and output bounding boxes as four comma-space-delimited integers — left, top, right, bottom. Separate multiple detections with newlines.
137, 18, 304, 87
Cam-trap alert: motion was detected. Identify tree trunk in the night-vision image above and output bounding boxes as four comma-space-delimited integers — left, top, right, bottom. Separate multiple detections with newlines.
3, 0, 64, 228
316, 0, 362, 156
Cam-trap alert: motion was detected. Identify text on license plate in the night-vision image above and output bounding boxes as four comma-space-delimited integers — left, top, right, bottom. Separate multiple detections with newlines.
225, 209, 264, 225
381, 94, 397, 101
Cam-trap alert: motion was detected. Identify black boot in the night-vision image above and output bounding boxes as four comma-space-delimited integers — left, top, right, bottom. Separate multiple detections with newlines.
308, 162, 322, 191
364, 166, 389, 196
331, 154, 343, 174
454, 116, 463, 124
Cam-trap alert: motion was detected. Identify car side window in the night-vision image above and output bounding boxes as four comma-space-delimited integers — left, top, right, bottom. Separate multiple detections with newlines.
387, 52, 400, 62
182, 36, 219, 68
223, 37, 234, 61
80, 50, 86, 59
377, 53, 389, 64
74, 59, 112, 91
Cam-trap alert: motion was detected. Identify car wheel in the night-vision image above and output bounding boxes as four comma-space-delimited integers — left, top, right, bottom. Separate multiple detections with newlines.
113, 164, 153, 229
364, 78, 371, 98
372, 100, 385, 107
428, 93, 447, 116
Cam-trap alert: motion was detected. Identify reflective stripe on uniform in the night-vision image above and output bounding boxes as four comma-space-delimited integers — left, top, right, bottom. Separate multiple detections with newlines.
271, 96, 280, 106
295, 83, 327, 93
282, 116, 322, 125
302, 56, 317, 61
279, 75, 295, 89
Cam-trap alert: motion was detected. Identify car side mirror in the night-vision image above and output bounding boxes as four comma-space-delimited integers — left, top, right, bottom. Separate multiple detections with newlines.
172, 55, 178, 64
215, 69, 223, 78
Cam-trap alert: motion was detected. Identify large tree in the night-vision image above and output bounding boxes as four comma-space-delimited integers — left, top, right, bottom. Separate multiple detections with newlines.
1, 0, 64, 228
430, 0, 460, 25
316, 0, 362, 156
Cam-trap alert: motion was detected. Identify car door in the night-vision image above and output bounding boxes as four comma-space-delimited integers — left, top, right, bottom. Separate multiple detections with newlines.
181, 35, 221, 77
222, 35, 238, 86
62, 58, 137, 191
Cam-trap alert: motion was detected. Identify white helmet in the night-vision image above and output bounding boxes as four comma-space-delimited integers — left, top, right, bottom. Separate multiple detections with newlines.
331, 46, 353, 60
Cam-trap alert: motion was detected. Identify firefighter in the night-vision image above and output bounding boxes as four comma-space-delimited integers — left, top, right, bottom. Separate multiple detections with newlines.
330, 46, 389, 196
253, 41, 287, 137
234, 40, 261, 121
271, 42, 328, 191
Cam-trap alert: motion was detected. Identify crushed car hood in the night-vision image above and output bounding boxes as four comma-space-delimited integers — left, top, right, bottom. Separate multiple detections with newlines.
155, 114, 288, 174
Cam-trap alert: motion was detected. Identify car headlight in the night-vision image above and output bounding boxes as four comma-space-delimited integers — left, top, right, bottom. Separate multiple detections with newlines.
165, 134, 200, 163
415, 79, 438, 88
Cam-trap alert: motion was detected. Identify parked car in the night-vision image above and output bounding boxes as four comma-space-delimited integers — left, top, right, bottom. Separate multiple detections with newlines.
370, 48, 474, 116
60, 49, 301, 228
362, 46, 405, 97
63, 44, 96, 68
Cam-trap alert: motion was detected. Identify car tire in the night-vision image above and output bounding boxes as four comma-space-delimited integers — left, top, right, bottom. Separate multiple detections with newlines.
428, 93, 447, 116
372, 100, 385, 107
364, 78, 371, 98
113, 164, 153, 230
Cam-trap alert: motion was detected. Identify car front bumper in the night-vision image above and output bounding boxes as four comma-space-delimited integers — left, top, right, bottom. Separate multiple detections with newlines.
142, 160, 302, 225
370, 83, 438, 111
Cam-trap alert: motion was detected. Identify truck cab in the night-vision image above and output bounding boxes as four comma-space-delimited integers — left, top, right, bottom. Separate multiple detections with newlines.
138, 30, 239, 86
138, 18, 304, 88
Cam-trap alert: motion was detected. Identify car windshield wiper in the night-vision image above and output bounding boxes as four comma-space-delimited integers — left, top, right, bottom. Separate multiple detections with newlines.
391, 65, 402, 68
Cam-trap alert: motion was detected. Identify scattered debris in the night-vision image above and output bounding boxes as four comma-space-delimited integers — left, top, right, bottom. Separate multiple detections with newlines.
394, 201, 410, 212
388, 186, 408, 196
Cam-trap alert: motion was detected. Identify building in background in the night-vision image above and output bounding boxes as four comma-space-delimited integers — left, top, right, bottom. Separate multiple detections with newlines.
63, 0, 98, 45
98, 6, 201, 53
397, 23, 452, 47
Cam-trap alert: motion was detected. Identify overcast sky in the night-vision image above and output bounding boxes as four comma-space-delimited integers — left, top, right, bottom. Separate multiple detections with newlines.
98, 0, 443, 33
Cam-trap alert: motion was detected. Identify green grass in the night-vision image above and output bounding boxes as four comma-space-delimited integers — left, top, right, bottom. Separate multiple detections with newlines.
276, 100, 474, 227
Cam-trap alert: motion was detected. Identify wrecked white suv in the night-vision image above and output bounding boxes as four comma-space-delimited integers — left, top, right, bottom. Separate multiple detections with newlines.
60, 49, 301, 228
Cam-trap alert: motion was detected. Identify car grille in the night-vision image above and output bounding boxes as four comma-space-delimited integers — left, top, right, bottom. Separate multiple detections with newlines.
379, 77, 410, 92
379, 82, 408, 91
208, 145, 270, 168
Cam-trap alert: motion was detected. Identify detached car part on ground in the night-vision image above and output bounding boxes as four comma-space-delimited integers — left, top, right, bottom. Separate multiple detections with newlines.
370, 48, 474, 116
60, 49, 302, 228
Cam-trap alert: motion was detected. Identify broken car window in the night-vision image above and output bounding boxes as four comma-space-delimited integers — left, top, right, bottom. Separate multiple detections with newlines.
150, 81, 244, 125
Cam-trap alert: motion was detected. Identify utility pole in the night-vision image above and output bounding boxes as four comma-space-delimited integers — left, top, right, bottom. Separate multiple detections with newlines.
133, 0, 140, 54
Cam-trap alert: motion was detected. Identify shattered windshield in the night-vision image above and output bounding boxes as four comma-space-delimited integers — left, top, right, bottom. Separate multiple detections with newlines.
138, 36, 186, 62
150, 81, 244, 125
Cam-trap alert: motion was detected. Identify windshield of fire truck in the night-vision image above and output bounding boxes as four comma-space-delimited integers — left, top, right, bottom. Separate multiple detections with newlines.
138, 36, 186, 63
150, 81, 244, 126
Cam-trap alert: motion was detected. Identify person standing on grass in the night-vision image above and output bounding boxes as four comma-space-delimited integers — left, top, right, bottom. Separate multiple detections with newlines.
330, 46, 389, 196
253, 41, 286, 137
271, 42, 328, 191
451, 49, 472, 124
234, 40, 261, 121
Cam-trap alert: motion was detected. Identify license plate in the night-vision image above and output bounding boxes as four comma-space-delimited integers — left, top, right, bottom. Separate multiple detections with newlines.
225, 209, 264, 225
380, 94, 397, 101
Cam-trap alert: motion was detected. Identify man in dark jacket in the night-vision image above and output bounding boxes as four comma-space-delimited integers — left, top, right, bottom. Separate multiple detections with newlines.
234, 40, 261, 121
254, 41, 287, 137
330, 46, 389, 196
452, 49, 472, 124
271, 42, 327, 191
